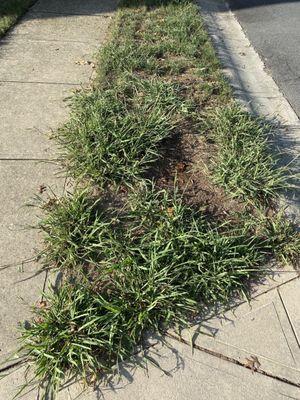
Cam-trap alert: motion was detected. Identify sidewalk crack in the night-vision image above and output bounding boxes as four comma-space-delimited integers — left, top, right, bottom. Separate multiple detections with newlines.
166, 331, 300, 389
278, 288, 300, 349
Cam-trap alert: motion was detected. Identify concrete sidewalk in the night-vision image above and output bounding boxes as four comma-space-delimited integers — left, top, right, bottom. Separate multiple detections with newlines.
0, 0, 116, 369
0, 0, 299, 399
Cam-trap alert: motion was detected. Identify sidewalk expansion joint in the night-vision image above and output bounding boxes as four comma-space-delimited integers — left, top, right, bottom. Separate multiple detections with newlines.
254, 274, 300, 299
0, 79, 80, 86
30, 11, 113, 18
1, 37, 99, 45
277, 289, 300, 349
0, 359, 27, 374
196, 274, 300, 324
0, 158, 59, 161
166, 331, 300, 389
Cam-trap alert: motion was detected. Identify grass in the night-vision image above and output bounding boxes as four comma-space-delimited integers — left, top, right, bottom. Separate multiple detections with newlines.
58, 76, 189, 187
40, 184, 268, 298
19, 184, 299, 398
58, 0, 229, 187
0, 0, 35, 38
21, 280, 195, 399
12, 0, 300, 398
18, 184, 278, 397
206, 104, 291, 204
97, 0, 226, 86
57, 0, 290, 206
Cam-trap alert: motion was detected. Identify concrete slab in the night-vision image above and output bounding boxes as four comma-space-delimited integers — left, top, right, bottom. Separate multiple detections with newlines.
32, 0, 117, 16
0, 82, 71, 159
248, 267, 298, 299
1, 336, 299, 400
0, 161, 65, 364
172, 278, 300, 385
91, 337, 300, 400
0, 39, 96, 84
0, 160, 65, 270
7, 12, 113, 44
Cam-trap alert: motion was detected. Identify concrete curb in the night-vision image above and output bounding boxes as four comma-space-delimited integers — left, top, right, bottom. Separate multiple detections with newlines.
197, 0, 300, 223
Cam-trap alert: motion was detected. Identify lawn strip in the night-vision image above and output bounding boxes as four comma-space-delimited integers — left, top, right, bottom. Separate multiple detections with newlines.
205, 104, 290, 204
15, 1, 300, 398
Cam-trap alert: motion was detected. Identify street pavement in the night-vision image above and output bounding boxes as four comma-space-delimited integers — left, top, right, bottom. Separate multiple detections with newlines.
228, 0, 300, 118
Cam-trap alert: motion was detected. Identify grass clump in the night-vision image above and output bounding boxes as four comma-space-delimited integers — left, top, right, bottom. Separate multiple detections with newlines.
99, 0, 225, 84
207, 104, 290, 204
254, 211, 300, 267
60, 0, 229, 187
21, 279, 195, 399
0, 0, 35, 37
59, 76, 187, 187
40, 191, 116, 271
18, 185, 266, 397
41, 184, 267, 301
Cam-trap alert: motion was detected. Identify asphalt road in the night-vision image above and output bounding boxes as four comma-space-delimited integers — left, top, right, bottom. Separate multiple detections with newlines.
228, 0, 300, 118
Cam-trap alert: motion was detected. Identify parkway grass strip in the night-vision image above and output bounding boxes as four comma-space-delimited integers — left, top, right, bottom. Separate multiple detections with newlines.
10, 1, 300, 399
56, 0, 291, 206
57, 0, 230, 188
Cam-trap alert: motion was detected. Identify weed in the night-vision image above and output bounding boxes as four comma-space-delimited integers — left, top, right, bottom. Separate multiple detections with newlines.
39, 190, 117, 271
60, 0, 230, 188
252, 210, 300, 266
39, 183, 285, 305
21, 183, 275, 397
20, 279, 196, 399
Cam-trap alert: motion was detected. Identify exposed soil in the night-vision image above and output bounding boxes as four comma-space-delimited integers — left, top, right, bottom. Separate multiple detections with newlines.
141, 66, 245, 221
153, 129, 246, 219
